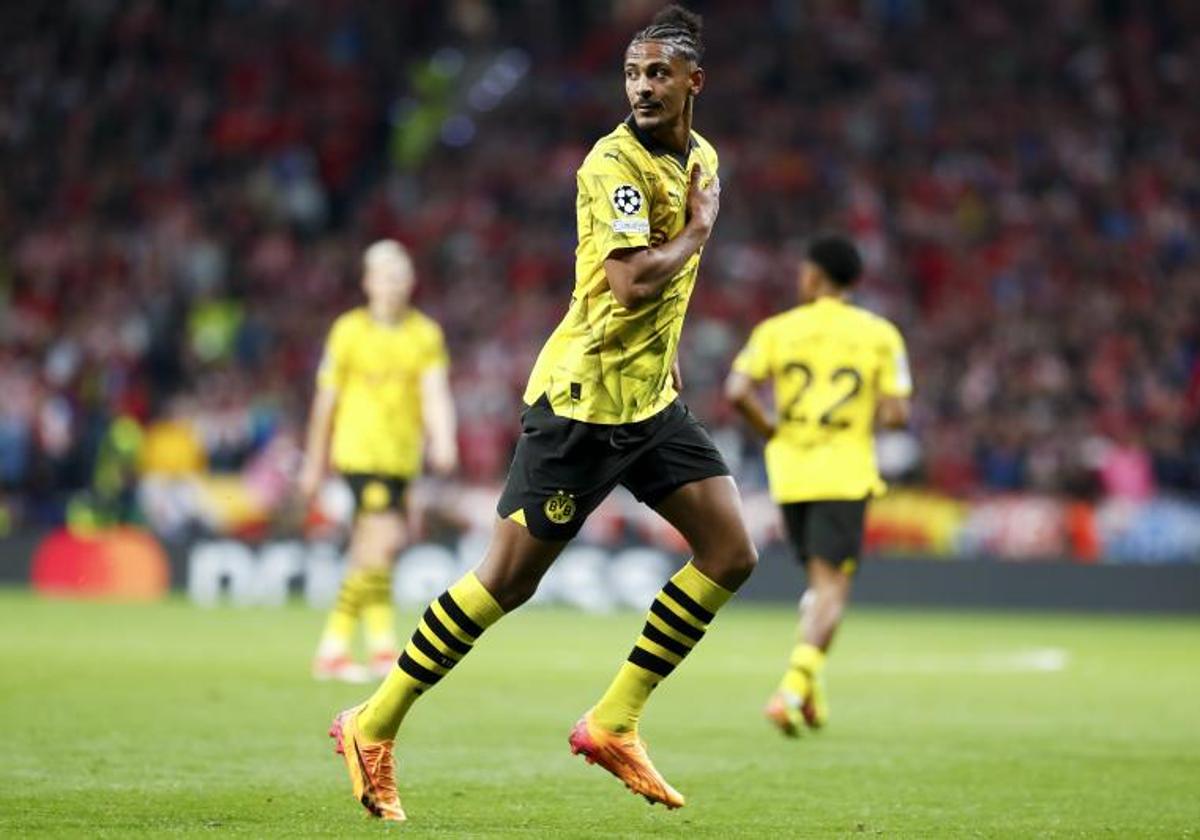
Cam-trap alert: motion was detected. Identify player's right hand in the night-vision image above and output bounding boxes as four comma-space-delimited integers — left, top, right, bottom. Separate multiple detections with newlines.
427, 438, 459, 478
686, 165, 720, 237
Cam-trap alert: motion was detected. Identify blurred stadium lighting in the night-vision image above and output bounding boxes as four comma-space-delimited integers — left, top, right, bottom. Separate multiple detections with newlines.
440, 114, 477, 148
467, 49, 531, 112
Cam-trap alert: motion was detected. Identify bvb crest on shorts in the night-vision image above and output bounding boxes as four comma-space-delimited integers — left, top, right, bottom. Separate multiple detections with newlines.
543, 490, 576, 524
362, 480, 391, 512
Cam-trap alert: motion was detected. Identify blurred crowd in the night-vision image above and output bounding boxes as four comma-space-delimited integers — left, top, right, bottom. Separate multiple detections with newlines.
2, 0, 1199, 531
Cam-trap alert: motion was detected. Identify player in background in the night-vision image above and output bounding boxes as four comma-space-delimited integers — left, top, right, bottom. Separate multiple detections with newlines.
725, 234, 912, 736
299, 240, 458, 682
328, 5, 758, 822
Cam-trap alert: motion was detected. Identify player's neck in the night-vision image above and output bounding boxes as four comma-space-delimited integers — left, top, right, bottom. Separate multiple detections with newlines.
808, 290, 849, 304
650, 100, 693, 155
649, 123, 690, 156
369, 304, 408, 324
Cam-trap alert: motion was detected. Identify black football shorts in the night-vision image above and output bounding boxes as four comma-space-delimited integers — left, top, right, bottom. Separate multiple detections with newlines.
343, 473, 408, 516
780, 498, 869, 574
497, 394, 731, 541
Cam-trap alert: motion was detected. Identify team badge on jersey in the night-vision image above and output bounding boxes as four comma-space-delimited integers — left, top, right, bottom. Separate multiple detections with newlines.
543, 491, 577, 525
612, 184, 643, 215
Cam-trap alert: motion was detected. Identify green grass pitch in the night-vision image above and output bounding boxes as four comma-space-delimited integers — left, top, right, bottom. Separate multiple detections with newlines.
1, 589, 1197, 838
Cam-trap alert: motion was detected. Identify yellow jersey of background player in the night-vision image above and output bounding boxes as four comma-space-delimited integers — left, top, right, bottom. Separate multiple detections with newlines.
731, 259, 912, 505
523, 115, 717, 424
318, 303, 447, 480
726, 232, 912, 739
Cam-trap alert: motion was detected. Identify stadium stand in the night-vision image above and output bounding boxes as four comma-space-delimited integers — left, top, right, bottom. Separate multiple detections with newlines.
2, 1, 1197, 557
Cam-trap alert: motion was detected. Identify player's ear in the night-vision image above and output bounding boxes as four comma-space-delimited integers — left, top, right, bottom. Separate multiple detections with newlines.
689, 65, 705, 97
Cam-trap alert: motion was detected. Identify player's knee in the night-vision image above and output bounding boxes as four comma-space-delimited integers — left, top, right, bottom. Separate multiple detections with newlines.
490, 579, 539, 612
355, 514, 404, 553
700, 537, 757, 589
816, 576, 851, 610
474, 567, 539, 612
731, 539, 759, 579
377, 526, 405, 558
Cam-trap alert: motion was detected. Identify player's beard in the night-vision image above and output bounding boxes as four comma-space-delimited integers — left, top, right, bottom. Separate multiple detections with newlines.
634, 93, 691, 138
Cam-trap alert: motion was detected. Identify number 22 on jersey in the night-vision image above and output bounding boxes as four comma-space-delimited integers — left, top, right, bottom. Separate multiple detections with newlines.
778, 359, 869, 439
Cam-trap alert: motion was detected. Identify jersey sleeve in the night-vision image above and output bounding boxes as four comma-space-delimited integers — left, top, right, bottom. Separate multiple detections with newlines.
878, 322, 913, 397
417, 321, 450, 374
731, 321, 773, 381
577, 147, 653, 259
315, 316, 352, 391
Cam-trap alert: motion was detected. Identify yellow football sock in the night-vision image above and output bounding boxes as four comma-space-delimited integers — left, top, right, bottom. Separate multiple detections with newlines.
358, 571, 504, 741
780, 642, 826, 698
317, 569, 372, 656
592, 561, 734, 733
360, 568, 397, 655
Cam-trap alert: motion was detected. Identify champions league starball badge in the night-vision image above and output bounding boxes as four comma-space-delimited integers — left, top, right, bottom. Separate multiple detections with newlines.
612, 184, 643, 215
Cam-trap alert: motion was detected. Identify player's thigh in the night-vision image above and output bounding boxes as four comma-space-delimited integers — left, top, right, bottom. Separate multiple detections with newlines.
805, 554, 852, 592
350, 510, 407, 569
473, 517, 569, 610
652, 475, 758, 587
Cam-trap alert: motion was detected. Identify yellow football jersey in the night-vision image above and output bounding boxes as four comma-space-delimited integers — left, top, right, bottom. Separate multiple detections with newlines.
316, 306, 448, 477
523, 117, 719, 424
732, 298, 912, 502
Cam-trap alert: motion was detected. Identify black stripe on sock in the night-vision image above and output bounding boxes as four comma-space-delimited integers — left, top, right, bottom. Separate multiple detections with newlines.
334, 583, 358, 611
423, 607, 472, 655
628, 645, 676, 677
662, 580, 715, 624
364, 581, 390, 602
438, 592, 483, 639
641, 622, 691, 658
410, 629, 458, 671
650, 598, 704, 641
363, 572, 391, 593
398, 651, 444, 686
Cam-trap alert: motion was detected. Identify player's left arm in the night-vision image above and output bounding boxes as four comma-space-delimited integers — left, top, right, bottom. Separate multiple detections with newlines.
605, 164, 719, 309
419, 326, 458, 476
876, 323, 913, 429
725, 323, 777, 441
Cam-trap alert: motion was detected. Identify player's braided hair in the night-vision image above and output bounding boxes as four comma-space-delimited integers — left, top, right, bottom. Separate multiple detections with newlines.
629, 4, 704, 64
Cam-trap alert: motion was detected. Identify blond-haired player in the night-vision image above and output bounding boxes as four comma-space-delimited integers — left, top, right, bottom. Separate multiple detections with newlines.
300, 240, 458, 682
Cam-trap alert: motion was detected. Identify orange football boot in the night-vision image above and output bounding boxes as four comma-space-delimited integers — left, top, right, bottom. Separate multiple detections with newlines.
763, 690, 804, 737
328, 705, 406, 822
568, 711, 686, 809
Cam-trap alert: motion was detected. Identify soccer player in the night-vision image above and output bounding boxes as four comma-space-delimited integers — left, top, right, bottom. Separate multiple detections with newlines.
725, 234, 913, 736
300, 240, 458, 683
328, 5, 758, 822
